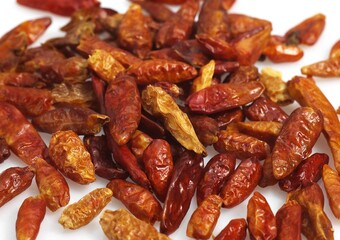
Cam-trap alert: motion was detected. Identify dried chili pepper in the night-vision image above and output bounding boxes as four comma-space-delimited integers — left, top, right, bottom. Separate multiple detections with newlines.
215, 218, 247, 240
301, 58, 340, 77
226, 65, 259, 84
190, 60, 215, 93
142, 139, 173, 202
17, 0, 100, 16
0, 102, 48, 165
272, 107, 323, 179
155, 0, 199, 48
117, 3, 152, 58
100, 209, 170, 240
131, 0, 174, 22
88, 49, 125, 83
220, 157, 262, 208
243, 96, 288, 123
287, 183, 334, 240
285, 13, 326, 46
83, 135, 128, 180
0, 72, 41, 87
322, 164, 340, 219
105, 74, 141, 145
287, 76, 340, 174
59, 188, 112, 229
129, 130, 153, 162
275, 200, 302, 240
160, 150, 204, 235
197, 153, 236, 205
186, 195, 222, 239
32, 104, 109, 135
106, 179, 162, 224
258, 156, 278, 188
279, 153, 329, 192
0, 166, 34, 207
16, 195, 46, 240
330, 39, 340, 59
186, 81, 265, 114
49, 130, 96, 184
247, 191, 277, 240
142, 85, 206, 155
189, 115, 219, 146
35, 158, 70, 212
214, 128, 270, 160
0, 85, 53, 117
126, 59, 198, 85
213, 108, 245, 130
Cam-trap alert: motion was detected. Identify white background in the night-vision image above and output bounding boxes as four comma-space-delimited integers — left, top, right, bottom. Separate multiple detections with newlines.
0, 0, 340, 239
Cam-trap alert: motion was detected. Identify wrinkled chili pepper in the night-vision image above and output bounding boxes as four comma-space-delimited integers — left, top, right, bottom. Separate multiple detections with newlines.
35, 158, 70, 212
0, 138, 10, 163
16, 195, 46, 240
105, 74, 141, 146
0, 166, 35, 207
83, 135, 128, 180
160, 150, 204, 235
0, 102, 48, 165
322, 164, 340, 219
272, 107, 323, 179
287, 76, 340, 174
214, 218, 247, 240
106, 179, 162, 224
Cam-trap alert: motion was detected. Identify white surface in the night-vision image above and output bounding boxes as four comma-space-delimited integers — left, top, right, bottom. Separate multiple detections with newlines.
0, 0, 340, 239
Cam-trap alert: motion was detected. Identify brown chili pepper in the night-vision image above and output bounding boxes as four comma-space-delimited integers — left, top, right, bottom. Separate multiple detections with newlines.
83, 135, 128, 180
153, 81, 184, 99
330, 39, 340, 59
16, 195, 46, 240
140, 113, 166, 139
186, 195, 223, 239
214, 218, 247, 240
35, 158, 70, 212
279, 153, 329, 192
0, 102, 48, 165
88, 49, 125, 83
32, 104, 109, 135
285, 13, 326, 46
247, 191, 277, 240
196, 153, 236, 206
107, 179, 162, 224
189, 115, 219, 146
105, 74, 141, 145
155, 0, 199, 48
220, 157, 262, 208
77, 36, 141, 68
40, 56, 89, 84
0, 72, 41, 87
100, 209, 170, 240
226, 65, 259, 84
214, 129, 270, 160
17, 0, 100, 16
243, 96, 289, 123
0, 86, 53, 117
59, 188, 112, 229
160, 150, 204, 235
186, 81, 265, 114
287, 76, 340, 174
105, 128, 151, 189
214, 60, 240, 75
129, 130, 153, 162
322, 164, 340, 219
0, 138, 10, 163
142, 139, 173, 202
0, 166, 34, 207
117, 3, 152, 58
287, 183, 334, 240
275, 200, 302, 240
142, 85, 206, 155
127, 59, 198, 85
49, 130, 96, 184
213, 108, 245, 130
260, 67, 293, 105
272, 107, 323, 179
